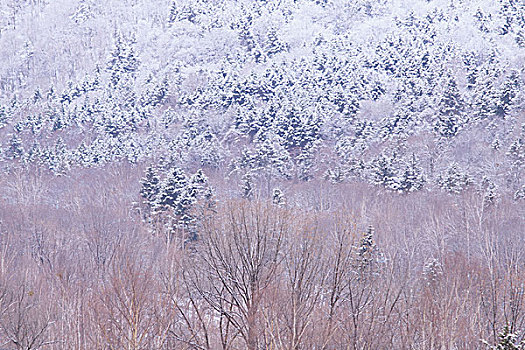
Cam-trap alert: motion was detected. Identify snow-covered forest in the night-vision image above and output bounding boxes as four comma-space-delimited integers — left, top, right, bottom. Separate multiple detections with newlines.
0, 0, 524, 348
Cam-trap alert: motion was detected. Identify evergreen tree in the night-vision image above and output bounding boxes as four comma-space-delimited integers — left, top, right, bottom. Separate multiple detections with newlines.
324, 167, 346, 184
398, 154, 425, 193
0, 105, 9, 129
516, 30, 525, 47
106, 31, 139, 87
295, 142, 319, 181
140, 77, 168, 107
438, 163, 472, 194
23, 141, 42, 165
155, 166, 188, 213
73, 141, 92, 167
241, 173, 254, 200
483, 325, 525, 349
423, 258, 442, 285
235, 136, 293, 180
507, 126, 525, 185
264, 28, 288, 58
481, 177, 500, 207
237, 18, 264, 62
48, 137, 70, 175
435, 76, 465, 138
514, 185, 525, 200
140, 166, 161, 206
368, 153, 399, 192
6, 133, 23, 160
187, 169, 208, 200
474, 8, 492, 33
168, 1, 197, 24
507, 131, 525, 165
496, 70, 521, 118
354, 225, 383, 279
272, 188, 285, 206
238, 19, 256, 52
471, 64, 501, 120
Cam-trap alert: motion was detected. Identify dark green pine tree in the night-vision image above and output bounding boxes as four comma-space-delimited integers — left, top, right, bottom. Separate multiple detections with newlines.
168, 1, 197, 23
483, 324, 525, 349
369, 153, 398, 191
238, 20, 265, 63
106, 31, 139, 87
155, 167, 188, 213
264, 28, 288, 58
238, 19, 257, 52
435, 76, 465, 137
186, 169, 207, 201
241, 173, 255, 200
6, 133, 24, 160
471, 61, 500, 120
399, 154, 425, 193
272, 188, 285, 206
496, 70, 521, 118
0, 105, 9, 128
140, 166, 161, 207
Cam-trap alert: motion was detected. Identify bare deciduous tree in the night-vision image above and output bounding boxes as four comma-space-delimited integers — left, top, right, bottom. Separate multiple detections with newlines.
192, 200, 287, 350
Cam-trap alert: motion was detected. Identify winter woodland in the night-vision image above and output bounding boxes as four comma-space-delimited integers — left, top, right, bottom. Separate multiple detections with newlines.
0, 0, 524, 348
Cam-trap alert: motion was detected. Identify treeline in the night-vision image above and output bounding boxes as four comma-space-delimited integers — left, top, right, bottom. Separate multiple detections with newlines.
0, 165, 523, 349
1, 0, 525, 201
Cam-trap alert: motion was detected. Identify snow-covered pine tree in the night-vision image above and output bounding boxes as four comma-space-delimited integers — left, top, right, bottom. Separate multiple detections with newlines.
140, 166, 161, 207
241, 172, 254, 200
140, 77, 168, 108
264, 28, 288, 58
496, 70, 521, 118
435, 76, 465, 138
368, 153, 399, 192
6, 133, 23, 160
482, 324, 525, 350
354, 225, 383, 279
0, 105, 9, 129
106, 31, 139, 87
324, 167, 346, 184
272, 188, 285, 206
506, 125, 525, 186
514, 185, 525, 200
237, 18, 265, 63
187, 169, 208, 199
474, 8, 492, 33
470, 61, 501, 120
48, 137, 70, 175
398, 153, 425, 193
22, 141, 41, 165
438, 163, 472, 194
480, 177, 500, 207
168, 0, 197, 24
423, 258, 442, 285
73, 141, 92, 168
155, 166, 188, 214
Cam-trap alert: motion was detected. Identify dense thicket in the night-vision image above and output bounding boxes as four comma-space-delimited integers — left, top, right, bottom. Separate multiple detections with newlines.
0, 0, 524, 348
